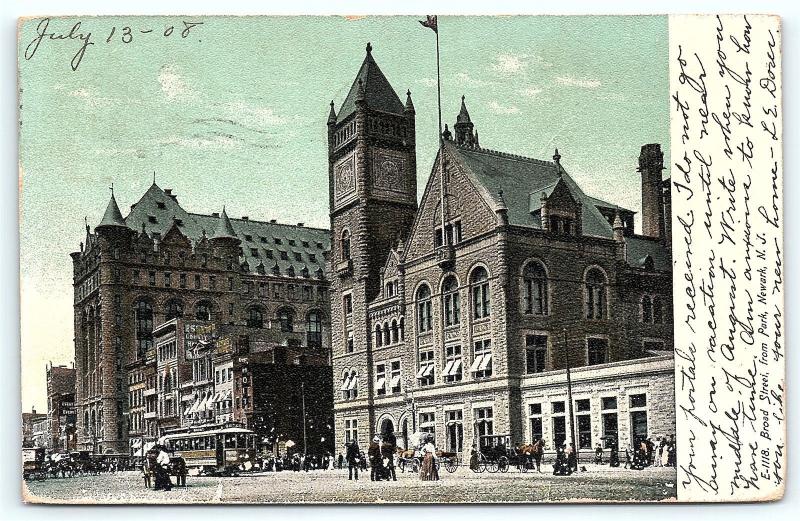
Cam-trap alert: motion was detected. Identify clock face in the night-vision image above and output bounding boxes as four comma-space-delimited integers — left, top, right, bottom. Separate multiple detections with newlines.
334, 151, 357, 204
371, 149, 407, 193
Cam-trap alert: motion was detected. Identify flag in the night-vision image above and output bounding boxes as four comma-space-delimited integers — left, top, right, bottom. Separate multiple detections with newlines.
419, 15, 438, 33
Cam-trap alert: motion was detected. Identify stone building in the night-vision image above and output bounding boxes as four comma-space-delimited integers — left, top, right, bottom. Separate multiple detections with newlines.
327, 44, 674, 456
46, 364, 77, 451
73, 183, 332, 453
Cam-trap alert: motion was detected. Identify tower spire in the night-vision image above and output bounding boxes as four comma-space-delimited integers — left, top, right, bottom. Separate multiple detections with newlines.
96, 189, 128, 230
211, 206, 238, 241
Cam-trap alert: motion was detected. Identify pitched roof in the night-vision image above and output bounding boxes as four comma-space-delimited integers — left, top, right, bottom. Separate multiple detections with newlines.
337, 45, 405, 121
96, 192, 129, 229
446, 142, 614, 238
211, 208, 238, 240
121, 183, 330, 277
444, 142, 669, 269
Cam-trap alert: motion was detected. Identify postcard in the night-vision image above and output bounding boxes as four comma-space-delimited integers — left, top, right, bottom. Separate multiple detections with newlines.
17, 13, 784, 504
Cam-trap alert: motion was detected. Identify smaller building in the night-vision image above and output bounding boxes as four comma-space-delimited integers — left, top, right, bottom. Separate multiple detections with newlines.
46, 364, 77, 451
31, 416, 51, 449
22, 407, 47, 448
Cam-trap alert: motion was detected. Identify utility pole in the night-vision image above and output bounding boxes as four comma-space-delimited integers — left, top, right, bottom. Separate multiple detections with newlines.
564, 328, 577, 456
301, 381, 307, 457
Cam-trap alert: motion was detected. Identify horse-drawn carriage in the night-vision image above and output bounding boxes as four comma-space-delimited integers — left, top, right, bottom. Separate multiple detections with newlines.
470, 434, 544, 473
22, 447, 47, 481
395, 432, 459, 474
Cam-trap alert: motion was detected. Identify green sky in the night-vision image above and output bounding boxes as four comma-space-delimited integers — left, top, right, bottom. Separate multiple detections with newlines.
18, 15, 669, 410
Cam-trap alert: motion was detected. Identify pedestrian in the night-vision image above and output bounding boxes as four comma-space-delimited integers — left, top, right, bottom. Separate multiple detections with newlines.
623, 447, 631, 469
346, 441, 360, 481
368, 435, 382, 481
567, 443, 578, 472
382, 431, 397, 481
419, 434, 439, 481
667, 435, 677, 467
174, 455, 187, 487
553, 444, 571, 476
609, 440, 620, 467
142, 450, 154, 489
337, 453, 344, 470
153, 445, 172, 491
594, 443, 604, 464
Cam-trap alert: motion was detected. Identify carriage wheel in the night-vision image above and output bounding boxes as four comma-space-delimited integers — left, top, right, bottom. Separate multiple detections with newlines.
445, 457, 458, 473
411, 458, 421, 474
498, 456, 509, 473
487, 460, 499, 473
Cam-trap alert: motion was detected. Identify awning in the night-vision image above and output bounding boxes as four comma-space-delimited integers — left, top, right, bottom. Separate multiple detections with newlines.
479, 353, 493, 370
204, 393, 214, 411
450, 359, 462, 375
376, 377, 386, 391
186, 399, 199, 415
469, 354, 485, 372
346, 376, 358, 390
390, 375, 401, 388
442, 360, 455, 376
422, 364, 434, 377
340, 376, 351, 391
419, 421, 436, 428
130, 439, 142, 450
415, 366, 427, 378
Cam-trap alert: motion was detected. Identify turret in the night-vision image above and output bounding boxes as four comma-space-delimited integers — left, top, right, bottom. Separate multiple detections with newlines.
454, 95, 476, 147
639, 143, 666, 239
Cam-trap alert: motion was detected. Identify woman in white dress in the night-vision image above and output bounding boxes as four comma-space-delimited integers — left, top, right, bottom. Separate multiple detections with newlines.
419, 435, 439, 481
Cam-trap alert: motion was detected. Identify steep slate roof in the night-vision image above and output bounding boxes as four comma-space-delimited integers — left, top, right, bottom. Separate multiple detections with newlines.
96, 192, 129, 229
444, 142, 669, 270
446, 142, 614, 238
121, 183, 330, 277
337, 44, 405, 121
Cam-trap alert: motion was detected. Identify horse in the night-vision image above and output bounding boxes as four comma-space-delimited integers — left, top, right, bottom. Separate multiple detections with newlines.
517, 439, 545, 472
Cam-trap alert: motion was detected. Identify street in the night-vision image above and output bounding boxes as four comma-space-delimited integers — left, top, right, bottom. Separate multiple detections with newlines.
24, 465, 677, 504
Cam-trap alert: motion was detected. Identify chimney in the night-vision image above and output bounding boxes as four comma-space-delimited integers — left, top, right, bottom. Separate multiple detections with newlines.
639, 144, 665, 239
211, 212, 219, 218
270, 219, 277, 224
242, 216, 249, 221
297, 222, 304, 227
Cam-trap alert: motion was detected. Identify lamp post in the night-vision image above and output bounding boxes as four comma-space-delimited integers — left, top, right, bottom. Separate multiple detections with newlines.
300, 381, 308, 457
563, 328, 578, 466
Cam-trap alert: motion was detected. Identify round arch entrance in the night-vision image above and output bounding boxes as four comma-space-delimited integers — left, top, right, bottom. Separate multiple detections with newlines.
379, 417, 395, 437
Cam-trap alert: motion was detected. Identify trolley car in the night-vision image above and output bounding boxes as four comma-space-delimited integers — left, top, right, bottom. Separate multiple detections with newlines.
161, 426, 257, 475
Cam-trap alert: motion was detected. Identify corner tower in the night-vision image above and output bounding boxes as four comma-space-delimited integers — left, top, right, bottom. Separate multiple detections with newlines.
328, 43, 417, 443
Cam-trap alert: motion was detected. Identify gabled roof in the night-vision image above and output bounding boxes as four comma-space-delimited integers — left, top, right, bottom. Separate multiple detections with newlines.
96, 192, 129, 230
120, 183, 330, 276
338, 44, 405, 121
443, 141, 670, 269
445, 142, 614, 238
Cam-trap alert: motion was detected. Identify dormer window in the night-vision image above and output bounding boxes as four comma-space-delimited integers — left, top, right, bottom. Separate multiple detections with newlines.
156, 202, 166, 210
244, 234, 253, 242
435, 220, 463, 248
148, 215, 157, 224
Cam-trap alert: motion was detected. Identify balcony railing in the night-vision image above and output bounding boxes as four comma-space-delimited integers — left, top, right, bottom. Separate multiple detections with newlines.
435, 245, 455, 268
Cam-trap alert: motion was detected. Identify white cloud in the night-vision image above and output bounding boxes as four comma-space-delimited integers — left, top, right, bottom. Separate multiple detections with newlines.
555, 76, 602, 89
224, 101, 287, 127
158, 64, 196, 101
415, 78, 437, 87
492, 53, 527, 75
454, 72, 492, 87
488, 100, 520, 115
68, 87, 113, 107
520, 86, 543, 98
163, 134, 239, 150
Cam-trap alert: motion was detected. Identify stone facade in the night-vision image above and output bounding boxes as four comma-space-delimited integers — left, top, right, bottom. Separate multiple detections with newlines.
328, 45, 674, 456
73, 185, 331, 453
46, 364, 77, 451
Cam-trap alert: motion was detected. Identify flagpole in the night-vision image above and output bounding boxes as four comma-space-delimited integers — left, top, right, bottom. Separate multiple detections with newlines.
435, 21, 447, 242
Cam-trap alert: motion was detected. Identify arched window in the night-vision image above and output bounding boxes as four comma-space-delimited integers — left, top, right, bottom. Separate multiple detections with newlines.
341, 229, 351, 261
278, 307, 295, 332
165, 299, 184, 320
416, 284, 433, 333
640, 295, 653, 323
399, 317, 405, 341
523, 261, 548, 315
375, 324, 383, 347
391, 319, 399, 343
247, 307, 264, 328
442, 275, 460, 327
90, 410, 96, 436
652, 296, 663, 324
134, 300, 153, 357
383, 322, 390, 346
307, 311, 323, 348
195, 301, 212, 321
471, 267, 491, 319
585, 267, 607, 319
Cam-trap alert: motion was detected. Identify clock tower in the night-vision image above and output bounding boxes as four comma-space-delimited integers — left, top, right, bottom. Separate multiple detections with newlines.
328, 43, 417, 440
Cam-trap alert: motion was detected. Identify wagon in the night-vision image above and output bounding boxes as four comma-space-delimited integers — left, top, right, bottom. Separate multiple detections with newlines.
474, 434, 536, 473
396, 448, 459, 474
22, 447, 47, 481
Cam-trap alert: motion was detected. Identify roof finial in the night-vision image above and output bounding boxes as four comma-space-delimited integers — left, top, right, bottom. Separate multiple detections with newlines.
366, 42, 372, 55
328, 100, 337, 124
553, 148, 561, 166
153, 171, 156, 185
110, 183, 114, 196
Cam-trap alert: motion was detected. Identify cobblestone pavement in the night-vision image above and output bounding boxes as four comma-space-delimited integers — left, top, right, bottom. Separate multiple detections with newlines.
24, 465, 677, 504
